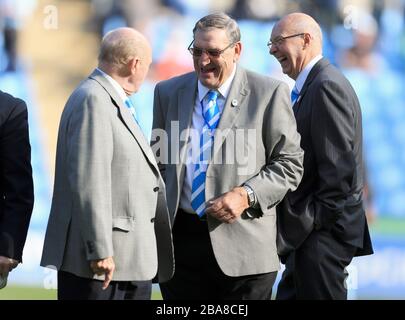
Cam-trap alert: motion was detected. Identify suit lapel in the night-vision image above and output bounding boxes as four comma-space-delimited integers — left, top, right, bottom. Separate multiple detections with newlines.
212, 66, 249, 159
292, 98, 300, 115
89, 69, 158, 169
293, 58, 330, 115
177, 79, 197, 165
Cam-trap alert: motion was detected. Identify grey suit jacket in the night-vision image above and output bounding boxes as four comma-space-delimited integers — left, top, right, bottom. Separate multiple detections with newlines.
152, 66, 304, 276
41, 69, 174, 282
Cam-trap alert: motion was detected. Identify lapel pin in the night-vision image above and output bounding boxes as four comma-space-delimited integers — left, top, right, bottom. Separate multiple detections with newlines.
231, 99, 238, 107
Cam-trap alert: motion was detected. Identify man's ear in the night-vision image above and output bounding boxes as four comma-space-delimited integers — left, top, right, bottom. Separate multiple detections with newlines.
128, 56, 140, 74
233, 41, 242, 62
303, 33, 312, 48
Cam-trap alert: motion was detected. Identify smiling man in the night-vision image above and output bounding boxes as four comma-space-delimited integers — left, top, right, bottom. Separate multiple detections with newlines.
269, 13, 373, 300
152, 13, 304, 300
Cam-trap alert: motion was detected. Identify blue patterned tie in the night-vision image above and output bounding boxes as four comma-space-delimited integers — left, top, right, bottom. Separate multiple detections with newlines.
125, 98, 145, 136
191, 90, 220, 217
291, 86, 299, 104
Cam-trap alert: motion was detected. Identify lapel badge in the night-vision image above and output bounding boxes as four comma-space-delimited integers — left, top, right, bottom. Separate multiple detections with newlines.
231, 99, 238, 107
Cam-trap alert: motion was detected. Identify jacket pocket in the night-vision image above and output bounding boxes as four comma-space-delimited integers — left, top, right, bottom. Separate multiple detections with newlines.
112, 216, 136, 232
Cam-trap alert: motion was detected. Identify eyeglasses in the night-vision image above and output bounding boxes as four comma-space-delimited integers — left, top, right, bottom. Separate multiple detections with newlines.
267, 33, 305, 48
188, 40, 236, 58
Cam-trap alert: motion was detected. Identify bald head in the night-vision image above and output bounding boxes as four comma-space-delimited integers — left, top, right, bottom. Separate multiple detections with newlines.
98, 27, 151, 70
270, 13, 323, 79
98, 27, 153, 95
274, 13, 323, 52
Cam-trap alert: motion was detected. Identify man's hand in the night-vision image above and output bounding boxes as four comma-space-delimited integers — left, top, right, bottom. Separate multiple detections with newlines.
205, 187, 249, 223
90, 257, 115, 290
0, 256, 19, 274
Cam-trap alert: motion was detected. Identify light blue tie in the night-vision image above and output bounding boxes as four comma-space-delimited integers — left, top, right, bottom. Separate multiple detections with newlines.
291, 86, 300, 104
125, 97, 139, 123
191, 90, 220, 217
125, 97, 145, 136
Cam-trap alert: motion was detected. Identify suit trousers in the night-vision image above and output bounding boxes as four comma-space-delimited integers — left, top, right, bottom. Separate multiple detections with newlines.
159, 209, 277, 300
57, 271, 152, 300
276, 228, 357, 300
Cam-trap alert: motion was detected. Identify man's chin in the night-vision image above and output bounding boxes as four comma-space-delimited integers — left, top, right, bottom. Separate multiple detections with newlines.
198, 78, 219, 89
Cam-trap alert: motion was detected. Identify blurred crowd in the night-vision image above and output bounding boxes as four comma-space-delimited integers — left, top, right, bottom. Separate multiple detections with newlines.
87, 0, 405, 219
87, 0, 405, 75
0, 0, 36, 72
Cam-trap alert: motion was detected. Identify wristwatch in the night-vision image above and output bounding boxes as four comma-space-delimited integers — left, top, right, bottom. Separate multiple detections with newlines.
243, 185, 256, 207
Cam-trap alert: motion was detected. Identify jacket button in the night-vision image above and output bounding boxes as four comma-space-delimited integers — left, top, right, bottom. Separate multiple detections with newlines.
150, 218, 155, 223
153, 187, 159, 192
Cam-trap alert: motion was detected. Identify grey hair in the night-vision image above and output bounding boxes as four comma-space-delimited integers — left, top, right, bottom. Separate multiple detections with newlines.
193, 13, 241, 44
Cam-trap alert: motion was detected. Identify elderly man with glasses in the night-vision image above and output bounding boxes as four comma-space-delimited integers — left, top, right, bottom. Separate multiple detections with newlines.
269, 13, 373, 300
151, 12, 304, 300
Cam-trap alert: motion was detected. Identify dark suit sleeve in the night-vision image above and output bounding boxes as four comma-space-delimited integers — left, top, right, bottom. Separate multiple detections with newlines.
0, 99, 34, 261
311, 80, 357, 230
151, 83, 167, 178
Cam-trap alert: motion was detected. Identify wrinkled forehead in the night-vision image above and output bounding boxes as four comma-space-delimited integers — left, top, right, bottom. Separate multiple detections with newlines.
194, 28, 230, 46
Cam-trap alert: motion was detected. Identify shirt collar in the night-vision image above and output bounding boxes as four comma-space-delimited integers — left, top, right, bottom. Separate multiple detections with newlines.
198, 64, 237, 102
294, 55, 323, 93
96, 67, 128, 103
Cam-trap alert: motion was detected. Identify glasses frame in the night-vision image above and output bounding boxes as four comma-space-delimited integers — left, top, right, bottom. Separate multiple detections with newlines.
267, 33, 305, 48
187, 40, 237, 58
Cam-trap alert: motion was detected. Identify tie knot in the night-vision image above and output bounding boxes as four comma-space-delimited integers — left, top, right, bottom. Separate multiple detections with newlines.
291, 87, 300, 103
125, 98, 134, 109
125, 97, 140, 125
207, 90, 218, 102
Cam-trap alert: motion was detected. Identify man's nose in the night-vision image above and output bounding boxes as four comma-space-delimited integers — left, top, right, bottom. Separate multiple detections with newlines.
199, 50, 211, 61
198, 52, 211, 65
269, 44, 277, 55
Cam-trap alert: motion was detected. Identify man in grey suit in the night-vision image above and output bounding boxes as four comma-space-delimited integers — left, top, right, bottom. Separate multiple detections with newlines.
41, 28, 174, 300
152, 13, 304, 300
269, 13, 373, 299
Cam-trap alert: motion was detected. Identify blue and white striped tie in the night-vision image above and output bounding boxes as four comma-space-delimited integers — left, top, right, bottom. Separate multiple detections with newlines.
191, 90, 220, 217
